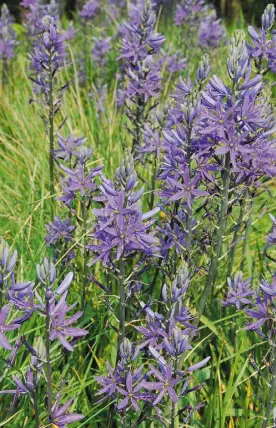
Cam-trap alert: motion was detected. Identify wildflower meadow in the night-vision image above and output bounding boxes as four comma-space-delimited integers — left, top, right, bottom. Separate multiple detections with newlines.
0, 0, 276, 426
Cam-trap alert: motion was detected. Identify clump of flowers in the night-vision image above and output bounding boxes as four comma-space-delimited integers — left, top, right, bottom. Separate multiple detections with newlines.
118, 0, 166, 154
0, 234, 87, 426
95, 265, 210, 425
79, 0, 101, 85
247, 4, 276, 74
199, 10, 226, 49
20, 0, 59, 38
175, 0, 226, 54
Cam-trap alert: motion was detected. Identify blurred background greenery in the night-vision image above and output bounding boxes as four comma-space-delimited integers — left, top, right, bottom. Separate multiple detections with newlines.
4, 0, 274, 24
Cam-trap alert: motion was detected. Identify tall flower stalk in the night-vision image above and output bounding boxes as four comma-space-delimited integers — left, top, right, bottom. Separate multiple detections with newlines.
45, 287, 53, 420
198, 152, 230, 316
197, 29, 275, 316
29, 16, 68, 218
79, 0, 100, 86
118, 0, 165, 155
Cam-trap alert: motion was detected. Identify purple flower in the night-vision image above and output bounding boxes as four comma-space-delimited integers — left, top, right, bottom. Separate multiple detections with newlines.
0, 368, 35, 399
199, 10, 226, 48
165, 168, 208, 208
117, 0, 165, 153
262, 4, 275, 31
36, 257, 56, 284
30, 16, 66, 91
89, 184, 159, 263
53, 133, 86, 161
244, 301, 270, 331
49, 299, 88, 351
222, 272, 253, 309
260, 275, 276, 297
92, 36, 112, 68
116, 372, 148, 411
61, 162, 103, 199
95, 361, 122, 400
267, 214, 276, 245
247, 5, 276, 73
0, 3, 17, 86
21, 0, 49, 37
175, 0, 205, 26
45, 217, 76, 246
79, 0, 100, 21
142, 363, 182, 405
0, 305, 20, 350
164, 51, 187, 73
51, 392, 84, 427
0, 238, 18, 286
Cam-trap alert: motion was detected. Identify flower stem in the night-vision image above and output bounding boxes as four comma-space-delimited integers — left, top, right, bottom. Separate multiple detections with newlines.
32, 369, 40, 428
81, 198, 88, 309
185, 127, 192, 262
240, 197, 254, 272
118, 258, 126, 352
0, 277, 3, 308
45, 293, 53, 421
2, 59, 7, 88
198, 152, 231, 318
226, 195, 246, 280
83, 22, 88, 87
149, 149, 158, 210
48, 52, 55, 220
261, 345, 276, 428
170, 359, 179, 428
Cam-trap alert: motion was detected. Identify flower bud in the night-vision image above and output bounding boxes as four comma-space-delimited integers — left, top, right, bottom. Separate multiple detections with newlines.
196, 54, 210, 85
120, 338, 132, 360
45, 287, 54, 301
262, 4, 275, 31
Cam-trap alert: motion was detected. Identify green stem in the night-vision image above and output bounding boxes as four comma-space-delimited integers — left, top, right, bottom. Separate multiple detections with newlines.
118, 258, 126, 351
170, 358, 179, 428
45, 294, 53, 421
198, 153, 231, 318
81, 198, 88, 309
132, 95, 144, 154
261, 345, 276, 428
83, 22, 88, 87
226, 195, 246, 280
185, 127, 193, 263
240, 198, 254, 272
2, 58, 7, 88
48, 53, 55, 219
33, 369, 40, 428
0, 278, 3, 308
149, 149, 158, 210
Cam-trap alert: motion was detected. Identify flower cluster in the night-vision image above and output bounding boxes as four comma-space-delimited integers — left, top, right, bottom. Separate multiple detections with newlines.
89, 155, 159, 264
158, 55, 210, 263
96, 266, 210, 424
0, 4, 17, 84
118, 0, 166, 154
92, 35, 112, 68
21, 0, 59, 38
175, 0, 206, 27
0, 227, 87, 425
79, 0, 100, 21
199, 10, 226, 49
175, 0, 226, 51
247, 4, 276, 74
29, 16, 66, 93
